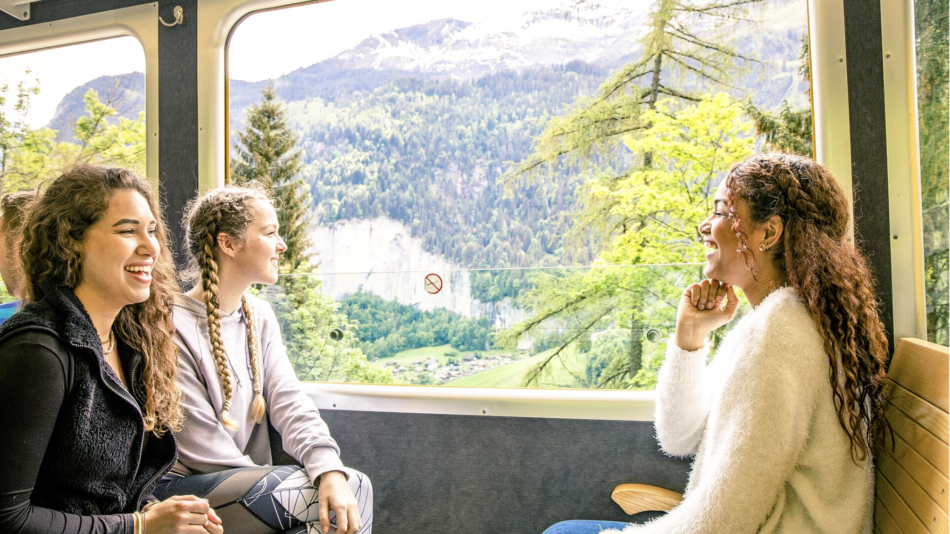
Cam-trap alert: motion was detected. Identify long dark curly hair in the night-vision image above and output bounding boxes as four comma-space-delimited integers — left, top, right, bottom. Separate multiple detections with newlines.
724, 153, 890, 463
20, 164, 183, 435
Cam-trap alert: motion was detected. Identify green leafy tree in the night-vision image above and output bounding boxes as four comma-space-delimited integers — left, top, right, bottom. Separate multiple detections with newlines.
232, 85, 312, 271
499, 0, 761, 384
0, 71, 41, 191
338, 291, 493, 360
0, 73, 145, 193
501, 94, 755, 387
265, 276, 395, 384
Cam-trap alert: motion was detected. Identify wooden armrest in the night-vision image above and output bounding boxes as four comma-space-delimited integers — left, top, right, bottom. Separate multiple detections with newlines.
611, 483, 683, 514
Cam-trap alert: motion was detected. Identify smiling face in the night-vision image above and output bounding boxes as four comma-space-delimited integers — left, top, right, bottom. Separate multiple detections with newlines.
227, 199, 287, 286
699, 180, 757, 288
73, 189, 159, 310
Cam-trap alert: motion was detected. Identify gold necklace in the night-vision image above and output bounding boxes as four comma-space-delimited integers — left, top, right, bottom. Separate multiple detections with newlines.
102, 329, 116, 354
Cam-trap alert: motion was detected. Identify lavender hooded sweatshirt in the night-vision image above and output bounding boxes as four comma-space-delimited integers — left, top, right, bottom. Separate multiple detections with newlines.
170, 293, 345, 482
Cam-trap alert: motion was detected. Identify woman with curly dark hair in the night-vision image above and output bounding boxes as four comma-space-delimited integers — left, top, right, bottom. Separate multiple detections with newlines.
0, 164, 224, 534
545, 153, 889, 534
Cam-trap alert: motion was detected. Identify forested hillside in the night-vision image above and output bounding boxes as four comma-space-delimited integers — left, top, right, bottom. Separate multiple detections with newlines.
340, 291, 493, 360
290, 64, 609, 272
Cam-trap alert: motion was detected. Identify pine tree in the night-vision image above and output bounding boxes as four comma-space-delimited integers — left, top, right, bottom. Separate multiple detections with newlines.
503, 0, 757, 186
232, 85, 312, 272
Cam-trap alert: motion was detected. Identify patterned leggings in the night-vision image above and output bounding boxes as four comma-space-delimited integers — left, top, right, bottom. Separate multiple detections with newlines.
154, 466, 373, 534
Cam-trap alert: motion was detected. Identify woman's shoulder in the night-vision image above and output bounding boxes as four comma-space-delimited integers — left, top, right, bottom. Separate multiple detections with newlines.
756, 287, 814, 328
0, 298, 66, 349
740, 287, 826, 371
173, 293, 209, 323
0, 327, 71, 382
243, 293, 279, 324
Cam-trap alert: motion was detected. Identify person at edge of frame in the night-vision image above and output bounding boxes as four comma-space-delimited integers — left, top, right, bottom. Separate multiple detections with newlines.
0, 191, 38, 323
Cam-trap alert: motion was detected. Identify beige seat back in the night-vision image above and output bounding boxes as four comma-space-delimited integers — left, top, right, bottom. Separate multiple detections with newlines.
874, 338, 950, 534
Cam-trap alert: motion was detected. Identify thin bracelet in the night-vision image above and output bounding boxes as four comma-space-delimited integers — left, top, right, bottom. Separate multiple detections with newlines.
132, 511, 141, 534
141, 500, 159, 513
140, 510, 147, 534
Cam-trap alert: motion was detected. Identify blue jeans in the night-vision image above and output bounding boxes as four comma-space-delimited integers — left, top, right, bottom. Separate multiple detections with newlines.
543, 520, 633, 534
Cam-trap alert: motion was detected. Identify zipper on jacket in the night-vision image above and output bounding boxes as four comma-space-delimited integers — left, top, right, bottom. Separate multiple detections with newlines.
87, 340, 149, 491
125, 353, 146, 485
134, 432, 178, 510
125, 350, 179, 510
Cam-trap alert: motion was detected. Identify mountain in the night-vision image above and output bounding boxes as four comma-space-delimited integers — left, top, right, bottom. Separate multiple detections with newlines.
45, 72, 144, 142
330, 1, 649, 78
47, 1, 811, 278
54, 0, 809, 142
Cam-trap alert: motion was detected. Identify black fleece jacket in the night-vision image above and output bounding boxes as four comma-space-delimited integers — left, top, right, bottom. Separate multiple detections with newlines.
0, 282, 177, 534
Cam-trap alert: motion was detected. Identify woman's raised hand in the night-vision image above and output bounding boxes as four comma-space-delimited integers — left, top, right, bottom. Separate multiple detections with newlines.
142, 495, 223, 534
674, 279, 739, 351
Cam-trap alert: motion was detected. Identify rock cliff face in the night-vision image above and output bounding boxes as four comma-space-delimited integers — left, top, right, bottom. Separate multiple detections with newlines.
309, 217, 525, 328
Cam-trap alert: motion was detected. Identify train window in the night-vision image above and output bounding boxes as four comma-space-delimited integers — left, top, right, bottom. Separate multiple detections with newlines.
227, 0, 811, 388
915, 0, 948, 346
0, 36, 146, 303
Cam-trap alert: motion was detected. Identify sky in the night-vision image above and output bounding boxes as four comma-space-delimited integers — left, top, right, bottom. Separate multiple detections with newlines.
0, 0, 561, 129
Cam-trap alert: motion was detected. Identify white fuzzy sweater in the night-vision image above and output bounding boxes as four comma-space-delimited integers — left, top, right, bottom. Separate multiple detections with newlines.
608, 288, 873, 534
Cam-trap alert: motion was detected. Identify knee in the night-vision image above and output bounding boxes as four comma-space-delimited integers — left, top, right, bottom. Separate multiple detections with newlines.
344, 467, 374, 500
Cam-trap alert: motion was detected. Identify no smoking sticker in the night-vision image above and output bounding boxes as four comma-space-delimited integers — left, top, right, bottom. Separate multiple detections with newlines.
424, 273, 443, 294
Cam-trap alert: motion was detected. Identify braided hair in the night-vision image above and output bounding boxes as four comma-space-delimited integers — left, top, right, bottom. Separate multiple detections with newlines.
182, 185, 271, 430
723, 153, 890, 463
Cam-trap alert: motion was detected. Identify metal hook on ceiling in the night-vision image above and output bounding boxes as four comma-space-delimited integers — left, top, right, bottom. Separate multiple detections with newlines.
159, 6, 184, 28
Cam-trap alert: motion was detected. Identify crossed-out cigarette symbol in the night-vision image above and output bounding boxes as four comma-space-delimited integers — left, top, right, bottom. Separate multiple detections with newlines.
424, 273, 443, 294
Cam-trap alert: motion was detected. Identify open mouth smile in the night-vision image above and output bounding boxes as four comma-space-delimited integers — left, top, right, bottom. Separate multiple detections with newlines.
124, 264, 152, 282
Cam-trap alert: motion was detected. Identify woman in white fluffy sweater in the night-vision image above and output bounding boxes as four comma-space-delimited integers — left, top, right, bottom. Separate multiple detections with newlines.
544, 154, 890, 534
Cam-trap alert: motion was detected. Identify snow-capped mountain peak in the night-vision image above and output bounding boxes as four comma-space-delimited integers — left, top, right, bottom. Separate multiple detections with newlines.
333, 0, 650, 78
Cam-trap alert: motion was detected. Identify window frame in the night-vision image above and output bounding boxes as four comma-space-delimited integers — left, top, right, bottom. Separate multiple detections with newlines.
198, 0, 861, 418
0, 3, 159, 186
303, 382, 658, 420
879, 0, 931, 342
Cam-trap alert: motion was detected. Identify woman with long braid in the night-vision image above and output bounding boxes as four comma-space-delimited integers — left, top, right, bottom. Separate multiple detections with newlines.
154, 185, 372, 534
545, 153, 889, 533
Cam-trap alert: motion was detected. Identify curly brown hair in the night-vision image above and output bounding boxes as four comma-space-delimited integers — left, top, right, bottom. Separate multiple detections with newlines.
724, 153, 890, 463
20, 164, 183, 435
181, 185, 270, 430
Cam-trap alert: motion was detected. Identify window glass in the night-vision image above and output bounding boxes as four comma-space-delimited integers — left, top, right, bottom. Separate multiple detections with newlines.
0, 37, 146, 303
228, 0, 812, 388
915, 0, 949, 346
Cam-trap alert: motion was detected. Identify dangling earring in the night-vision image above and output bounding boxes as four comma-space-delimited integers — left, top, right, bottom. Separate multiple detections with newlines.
759, 243, 769, 252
